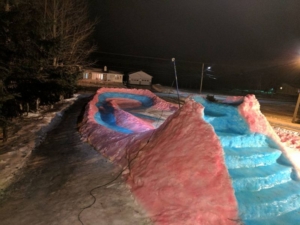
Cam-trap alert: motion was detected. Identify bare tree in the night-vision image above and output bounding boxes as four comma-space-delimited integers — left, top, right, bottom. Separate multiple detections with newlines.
37, 0, 96, 69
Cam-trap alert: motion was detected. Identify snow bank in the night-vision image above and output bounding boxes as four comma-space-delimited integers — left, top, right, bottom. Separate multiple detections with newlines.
126, 100, 239, 225
238, 95, 280, 142
80, 89, 239, 224
238, 94, 300, 178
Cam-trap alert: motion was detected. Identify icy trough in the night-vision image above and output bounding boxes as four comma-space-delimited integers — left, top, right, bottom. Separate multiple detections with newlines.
80, 88, 300, 225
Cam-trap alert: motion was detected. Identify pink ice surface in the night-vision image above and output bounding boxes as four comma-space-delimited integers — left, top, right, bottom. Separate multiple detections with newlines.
80, 89, 239, 224
108, 98, 155, 132
106, 98, 142, 109
126, 100, 239, 225
80, 88, 177, 165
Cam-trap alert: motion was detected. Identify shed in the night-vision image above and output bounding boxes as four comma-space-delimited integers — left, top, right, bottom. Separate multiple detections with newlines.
128, 71, 152, 85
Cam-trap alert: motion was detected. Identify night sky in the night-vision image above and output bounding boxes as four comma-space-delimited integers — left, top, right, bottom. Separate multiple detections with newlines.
88, 0, 300, 89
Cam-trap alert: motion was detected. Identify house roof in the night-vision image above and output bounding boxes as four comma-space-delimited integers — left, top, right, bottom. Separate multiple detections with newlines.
129, 71, 152, 79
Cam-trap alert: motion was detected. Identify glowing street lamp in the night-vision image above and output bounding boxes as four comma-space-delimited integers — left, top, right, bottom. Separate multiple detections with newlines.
199, 64, 211, 94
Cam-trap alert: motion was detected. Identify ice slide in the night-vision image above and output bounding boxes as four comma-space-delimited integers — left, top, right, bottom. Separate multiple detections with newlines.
193, 96, 300, 225
80, 88, 300, 224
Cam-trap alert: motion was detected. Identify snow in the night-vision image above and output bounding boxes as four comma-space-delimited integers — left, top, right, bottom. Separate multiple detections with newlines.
0, 95, 80, 191
2, 85, 300, 224
126, 100, 239, 224
80, 87, 300, 224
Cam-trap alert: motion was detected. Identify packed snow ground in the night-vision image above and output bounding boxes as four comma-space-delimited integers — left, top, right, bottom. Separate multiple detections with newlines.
0, 95, 81, 192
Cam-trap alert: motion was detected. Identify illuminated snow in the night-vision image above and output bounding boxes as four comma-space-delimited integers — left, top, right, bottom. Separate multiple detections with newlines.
80, 88, 300, 225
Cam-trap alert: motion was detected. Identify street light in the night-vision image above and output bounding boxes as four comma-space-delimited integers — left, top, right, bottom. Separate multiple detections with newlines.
199, 64, 212, 94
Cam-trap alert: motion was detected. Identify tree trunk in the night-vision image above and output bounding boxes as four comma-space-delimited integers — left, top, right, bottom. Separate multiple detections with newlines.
52, 0, 57, 67
5, 0, 10, 11
3, 124, 7, 142
26, 102, 29, 115
36, 98, 40, 111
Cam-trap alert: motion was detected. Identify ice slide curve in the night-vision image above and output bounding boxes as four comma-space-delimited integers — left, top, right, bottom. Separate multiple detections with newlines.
80, 88, 300, 224
193, 96, 300, 225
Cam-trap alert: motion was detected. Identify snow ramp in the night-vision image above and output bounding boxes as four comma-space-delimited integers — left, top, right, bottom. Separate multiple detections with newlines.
193, 95, 300, 225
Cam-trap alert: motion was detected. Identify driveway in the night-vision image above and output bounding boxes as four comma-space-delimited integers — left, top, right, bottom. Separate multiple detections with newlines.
0, 96, 151, 225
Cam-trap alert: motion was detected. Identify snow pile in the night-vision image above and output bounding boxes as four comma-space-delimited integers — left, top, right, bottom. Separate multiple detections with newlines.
237, 95, 300, 177
273, 127, 300, 149
80, 89, 239, 224
79, 88, 178, 165
80, 89, 300, 224
238, 94, 280, 142
126, 100, 239, 225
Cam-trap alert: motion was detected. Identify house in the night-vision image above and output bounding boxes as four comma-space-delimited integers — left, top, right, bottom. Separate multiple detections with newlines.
277, 83, 299, 96
128, 71, 152, 86
82, 67, 123, 83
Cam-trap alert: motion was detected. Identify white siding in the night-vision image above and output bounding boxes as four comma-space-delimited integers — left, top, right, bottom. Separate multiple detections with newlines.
82, 68, 124, 83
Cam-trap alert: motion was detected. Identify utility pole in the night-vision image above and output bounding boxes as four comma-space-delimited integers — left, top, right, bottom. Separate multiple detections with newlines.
172, 58, 181, 108
199, 62, 204, 94
292, 90, 300, 123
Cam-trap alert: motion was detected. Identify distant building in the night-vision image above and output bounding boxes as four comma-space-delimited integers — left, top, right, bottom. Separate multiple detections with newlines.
82, 67, 123, 83
128, 71, 152, 86
277, 83, 299, 96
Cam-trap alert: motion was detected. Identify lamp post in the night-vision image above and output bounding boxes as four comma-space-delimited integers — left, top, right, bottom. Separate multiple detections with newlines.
199, 64, 211, 94
292, 89, 300, 123
172, 58, 181, 107
199, 63, 204, 94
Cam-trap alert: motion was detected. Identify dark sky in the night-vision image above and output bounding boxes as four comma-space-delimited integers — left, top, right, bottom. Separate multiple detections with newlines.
89, 0, 300, 64
88, 0, 300, 88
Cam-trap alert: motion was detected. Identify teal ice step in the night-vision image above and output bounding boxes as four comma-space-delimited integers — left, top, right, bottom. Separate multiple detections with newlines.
244, 208, 300, 225
229, 163, 292, 192
218, 133, 272, 148
236, 181, 300, 220
224, 147, 282, 169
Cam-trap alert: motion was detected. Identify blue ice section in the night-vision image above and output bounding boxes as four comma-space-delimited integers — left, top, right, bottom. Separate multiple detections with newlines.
193, 96, 250, 135
193, 96, 300, 224
94, 92, 154, 134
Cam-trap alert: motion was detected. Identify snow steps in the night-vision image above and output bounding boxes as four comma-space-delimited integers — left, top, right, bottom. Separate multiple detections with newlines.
244, 208, 300, 225
224, 147, 281, 169
196, 97, 300, 224
228, 163, 292, 192
222, 135, 300, 224
234, 181, 300, 219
